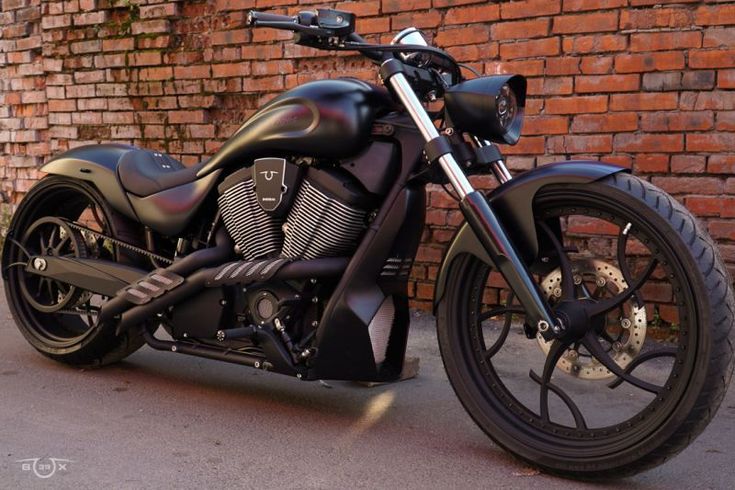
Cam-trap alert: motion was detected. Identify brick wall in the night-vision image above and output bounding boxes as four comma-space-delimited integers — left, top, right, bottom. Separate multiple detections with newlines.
1, 0, 734, 310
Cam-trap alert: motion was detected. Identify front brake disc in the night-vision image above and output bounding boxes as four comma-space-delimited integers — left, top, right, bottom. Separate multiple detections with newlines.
537, 258, 647, 380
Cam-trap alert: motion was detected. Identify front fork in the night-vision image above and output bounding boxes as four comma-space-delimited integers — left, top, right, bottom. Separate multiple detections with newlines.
386, 71, 562, 340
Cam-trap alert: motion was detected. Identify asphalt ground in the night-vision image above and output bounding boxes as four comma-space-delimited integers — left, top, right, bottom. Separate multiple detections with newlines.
1, 287, 734, 489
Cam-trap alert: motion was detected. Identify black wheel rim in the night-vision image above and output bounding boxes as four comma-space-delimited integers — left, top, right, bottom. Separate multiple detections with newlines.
459, 186, 698, 456
6, 182, 113, 348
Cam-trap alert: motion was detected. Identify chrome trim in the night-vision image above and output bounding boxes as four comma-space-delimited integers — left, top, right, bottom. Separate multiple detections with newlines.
472, 137, 513, 184
385, 69, 475, 199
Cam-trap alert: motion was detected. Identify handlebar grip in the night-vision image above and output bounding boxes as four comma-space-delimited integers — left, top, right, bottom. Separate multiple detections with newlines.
246, 10, 296, 26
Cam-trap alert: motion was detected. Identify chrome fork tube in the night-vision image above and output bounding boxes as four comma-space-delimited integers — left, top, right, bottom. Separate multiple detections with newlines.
471, 136, 513, 184
388, 72, 474, 199
386, 71, 560, 339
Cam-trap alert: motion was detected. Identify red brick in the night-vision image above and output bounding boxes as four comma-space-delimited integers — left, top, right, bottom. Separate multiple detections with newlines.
392, 10, 442, 30
652, 177, 723, 195
562, 34, 626, 54
687, 133, 735, 152
445, 4, 499, 25
671, 155, 706, 174
212, 62, 249, 78
174, 65, 211, 79
382, 0, 430, 14
336, 1, 381, 17
211, 29, 249, 46
140, 3, 179, 19
689, 49, 735, 69
580, 56, 613, 74
609, 93, 679, 111
523, 116, 569, 135
563, 0, 626, 11
128, 51, 161, 67
695, 5, 735, 27
630, 31, 702, 52
435, 25, 490, 47
620, 8, 694, 30
640, 112, 714, 132
614, 52, 685, 73
613, 133, 683, 153
545, 57, 580, 75
168, 110, 208, 124
547, 134, 613, 153
575, 74, 639, 93
685, 196, 724, 217
571, 112, 638, 133
716, 112, 735, 131
709, 155, 735, 174
499, 37, 560, 59
501, 0, 561, 20
131, 19, 170, 35
485, 59, 545, 76
634, 154, 669, 173
492, 18, 549, 40
545, 95, 608, 114
703, 28, 735, 48
553, 11, 618, 34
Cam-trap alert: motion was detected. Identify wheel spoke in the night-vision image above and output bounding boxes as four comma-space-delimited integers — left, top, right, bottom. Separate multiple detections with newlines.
481, 293, 523, 359
581, 332, 662, 394
531, 339, 574, 424
537, 221, 575, 300
585, 257, 657, 317
53, 235, 71, 255
608, 347, 678, 389
529, 370, 588, 430
616, 223, 645, 308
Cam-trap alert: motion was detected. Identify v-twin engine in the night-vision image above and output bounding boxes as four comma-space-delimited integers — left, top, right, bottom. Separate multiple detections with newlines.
217, 158, 371, 261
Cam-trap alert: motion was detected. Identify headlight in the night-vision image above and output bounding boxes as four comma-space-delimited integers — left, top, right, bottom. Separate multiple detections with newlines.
444, 75, 527, 145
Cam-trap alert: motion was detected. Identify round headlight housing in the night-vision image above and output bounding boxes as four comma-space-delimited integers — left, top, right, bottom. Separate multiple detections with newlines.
444, 75, 527, 145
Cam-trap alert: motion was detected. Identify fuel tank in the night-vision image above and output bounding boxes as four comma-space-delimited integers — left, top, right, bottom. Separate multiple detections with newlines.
197, 79, 393, 177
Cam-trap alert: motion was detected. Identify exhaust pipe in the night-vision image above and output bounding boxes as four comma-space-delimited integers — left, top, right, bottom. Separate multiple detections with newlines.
100, 227, 234, 329
100, 226, 349, 334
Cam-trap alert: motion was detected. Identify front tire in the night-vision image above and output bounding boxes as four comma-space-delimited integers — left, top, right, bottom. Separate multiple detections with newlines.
437, 173, 734, 478
3, 176, 146, 368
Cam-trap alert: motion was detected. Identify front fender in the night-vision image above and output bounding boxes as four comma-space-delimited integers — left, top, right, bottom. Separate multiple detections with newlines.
433, 161, 629, 310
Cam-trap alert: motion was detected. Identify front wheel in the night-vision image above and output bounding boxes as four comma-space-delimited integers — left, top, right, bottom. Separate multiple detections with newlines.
437, 173, 734, 479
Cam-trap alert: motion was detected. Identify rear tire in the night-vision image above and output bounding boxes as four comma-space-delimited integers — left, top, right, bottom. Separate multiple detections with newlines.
3, 176, 146, 368
437, 173, 734, 478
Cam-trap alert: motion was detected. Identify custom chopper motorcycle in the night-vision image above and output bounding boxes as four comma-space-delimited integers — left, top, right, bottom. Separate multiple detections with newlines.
3, 9, 734, 479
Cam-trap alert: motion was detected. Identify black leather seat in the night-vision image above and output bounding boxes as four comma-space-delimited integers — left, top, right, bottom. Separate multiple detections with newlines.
118, 149, 204, 197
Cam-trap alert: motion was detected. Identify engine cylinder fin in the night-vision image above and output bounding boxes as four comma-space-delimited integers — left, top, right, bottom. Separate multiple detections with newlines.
282, 180, 367, 260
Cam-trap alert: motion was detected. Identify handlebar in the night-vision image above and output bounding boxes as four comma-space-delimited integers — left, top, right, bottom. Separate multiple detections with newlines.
246, 11, 296, 25
247, 9, 463, 87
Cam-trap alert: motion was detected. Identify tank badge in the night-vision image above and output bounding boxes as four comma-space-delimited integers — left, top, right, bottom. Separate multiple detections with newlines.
253, 158, 288, 212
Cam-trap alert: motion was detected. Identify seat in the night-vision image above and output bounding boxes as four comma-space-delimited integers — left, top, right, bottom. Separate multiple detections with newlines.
117, 149, 204, 197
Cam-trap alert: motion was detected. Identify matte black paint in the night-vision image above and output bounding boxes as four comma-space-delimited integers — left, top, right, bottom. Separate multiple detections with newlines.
24, 256, 145, 298
197, 79, 393, 177
128, 170, 221, 236
444, 75, 527, 145
433, 161, 629, 309
309, 119, 425, 381
41, 144, 138, 220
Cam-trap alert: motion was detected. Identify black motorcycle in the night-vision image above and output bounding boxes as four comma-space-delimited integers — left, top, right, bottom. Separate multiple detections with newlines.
3, 9, 733, 479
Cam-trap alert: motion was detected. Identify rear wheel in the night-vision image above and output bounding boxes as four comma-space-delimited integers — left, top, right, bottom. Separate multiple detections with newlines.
3, 176, 146, 368
437, 173, 734, 478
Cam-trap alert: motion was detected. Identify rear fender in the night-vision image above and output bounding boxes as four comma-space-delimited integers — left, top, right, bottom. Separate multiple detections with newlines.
433, 161, 629, 310
41, 144, 138, 220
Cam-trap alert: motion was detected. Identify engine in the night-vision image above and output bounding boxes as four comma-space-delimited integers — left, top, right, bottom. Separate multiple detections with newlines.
217, 158, 372, 261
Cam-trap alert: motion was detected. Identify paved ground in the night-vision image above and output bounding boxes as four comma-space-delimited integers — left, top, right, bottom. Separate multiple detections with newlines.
1, 289, 734, 489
